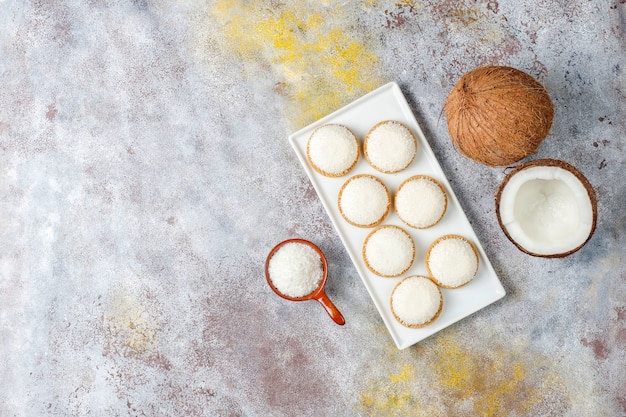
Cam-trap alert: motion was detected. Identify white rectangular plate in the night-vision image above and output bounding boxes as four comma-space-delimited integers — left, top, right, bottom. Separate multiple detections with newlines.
288, 82, 506, 349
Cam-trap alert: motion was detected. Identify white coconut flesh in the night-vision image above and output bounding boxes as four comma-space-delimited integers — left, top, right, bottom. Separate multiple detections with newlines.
498, 166, 594, 255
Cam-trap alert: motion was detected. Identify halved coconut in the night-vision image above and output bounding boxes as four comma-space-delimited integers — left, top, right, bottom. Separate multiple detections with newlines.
496, 159, 597, 257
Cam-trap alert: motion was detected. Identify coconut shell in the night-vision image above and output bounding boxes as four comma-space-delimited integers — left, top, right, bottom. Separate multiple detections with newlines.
495, 159, 598, 258
445, 66, 554, 167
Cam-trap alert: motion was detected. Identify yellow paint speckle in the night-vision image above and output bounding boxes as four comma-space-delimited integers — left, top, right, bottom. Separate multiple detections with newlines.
388, 363, 414, 383
356, 343, 446, 417
204, 1, 384, 127
357, 332, 570, 416
103, 289, 160, 358
434, 334, 541, 416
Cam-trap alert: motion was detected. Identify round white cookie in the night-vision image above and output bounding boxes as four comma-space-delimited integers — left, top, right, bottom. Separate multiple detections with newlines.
426, 235, 479, 288
307, 124, 359, 177
363, 225, 415, 277
364, 120, 417, 173
395, 176, 447, 229
338, 174, 390, 228
390, 276, 443, 328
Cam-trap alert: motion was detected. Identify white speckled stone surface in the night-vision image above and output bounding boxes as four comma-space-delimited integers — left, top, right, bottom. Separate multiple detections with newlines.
1, 1, 624, 416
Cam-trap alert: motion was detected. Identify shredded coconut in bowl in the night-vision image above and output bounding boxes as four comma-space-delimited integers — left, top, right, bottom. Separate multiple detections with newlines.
268, 242, 324, 298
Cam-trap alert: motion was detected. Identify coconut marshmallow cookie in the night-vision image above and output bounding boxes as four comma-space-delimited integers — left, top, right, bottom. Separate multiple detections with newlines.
395, 175, 447, 229
338, 174, 391, 227
267, 242, 324, 298
390, 276, 443, 328
363, 120, 417, 173
306, 124, 359, 177
426, 235, 479, 289
362, 225, 415, 277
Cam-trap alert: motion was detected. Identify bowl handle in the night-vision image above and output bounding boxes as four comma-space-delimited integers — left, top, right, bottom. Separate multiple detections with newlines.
314, 291, 345, 326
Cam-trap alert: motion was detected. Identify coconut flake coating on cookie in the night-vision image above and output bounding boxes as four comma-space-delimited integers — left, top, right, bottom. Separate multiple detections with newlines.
363, 225, 415, 277
395, 176, 447, 229
391, 276, 442, 328
364, 120, 417, 173
307, 124, 359, 177
338, 174, 390, 227
426, 235, 479, 288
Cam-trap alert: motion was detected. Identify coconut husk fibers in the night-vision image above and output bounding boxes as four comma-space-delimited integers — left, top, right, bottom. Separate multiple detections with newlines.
445, 66, 554, 167
495, 159, 598, 258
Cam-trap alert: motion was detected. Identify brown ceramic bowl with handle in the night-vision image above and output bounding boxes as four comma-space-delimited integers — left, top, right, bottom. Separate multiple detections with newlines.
265, 238, 345, 326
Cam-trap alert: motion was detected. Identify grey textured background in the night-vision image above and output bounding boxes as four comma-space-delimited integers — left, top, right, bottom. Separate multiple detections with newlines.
1, 1, 624, 416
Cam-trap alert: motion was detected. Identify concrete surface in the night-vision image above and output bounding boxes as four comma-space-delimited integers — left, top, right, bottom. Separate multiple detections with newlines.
1, 0, 624, 416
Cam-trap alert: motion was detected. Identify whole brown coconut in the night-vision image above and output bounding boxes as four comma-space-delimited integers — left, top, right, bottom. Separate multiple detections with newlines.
444, 66, 554, 167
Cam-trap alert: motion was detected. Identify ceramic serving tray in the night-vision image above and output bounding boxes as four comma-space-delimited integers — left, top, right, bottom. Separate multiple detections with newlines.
288, 82, 506, 349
